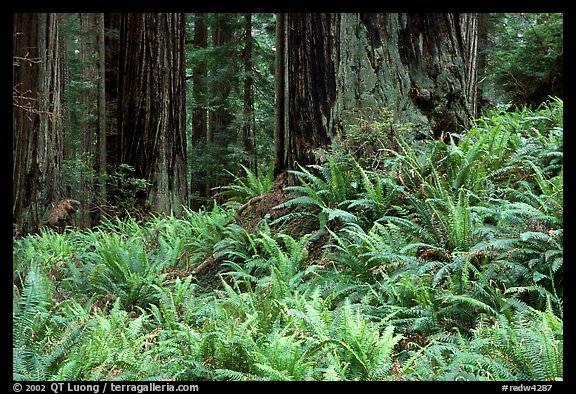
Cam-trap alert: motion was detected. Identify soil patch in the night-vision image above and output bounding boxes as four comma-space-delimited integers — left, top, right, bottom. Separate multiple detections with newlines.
233, 173, 291, 233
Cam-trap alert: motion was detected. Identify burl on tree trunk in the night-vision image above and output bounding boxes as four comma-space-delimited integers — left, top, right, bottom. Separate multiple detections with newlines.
41, 198, 81, 233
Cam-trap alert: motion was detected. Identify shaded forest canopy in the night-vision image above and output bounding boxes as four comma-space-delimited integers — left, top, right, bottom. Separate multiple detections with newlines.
13, 12, 563, 382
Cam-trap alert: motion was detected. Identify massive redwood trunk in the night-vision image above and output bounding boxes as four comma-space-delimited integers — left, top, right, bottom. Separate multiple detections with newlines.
117, 13, 188, 216
275, 13, 479, 176
13, 13, 65, 235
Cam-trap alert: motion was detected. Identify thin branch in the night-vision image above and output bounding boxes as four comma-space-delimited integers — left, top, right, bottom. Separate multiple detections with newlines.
234, 194, 265, 223
191, 253, 217, 275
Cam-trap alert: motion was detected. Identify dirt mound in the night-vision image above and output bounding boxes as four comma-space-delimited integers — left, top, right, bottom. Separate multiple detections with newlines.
233, 174, 290, 233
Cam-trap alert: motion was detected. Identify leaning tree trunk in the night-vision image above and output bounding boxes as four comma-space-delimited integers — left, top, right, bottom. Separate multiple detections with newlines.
476, 13, 491, 110
117, 13, 188, 217
275, 13, 479, 176
13, 13, 65, 235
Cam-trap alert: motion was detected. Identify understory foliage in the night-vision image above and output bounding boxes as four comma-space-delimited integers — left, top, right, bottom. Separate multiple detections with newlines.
484, 13, 562, 106
13, 99, 563, 381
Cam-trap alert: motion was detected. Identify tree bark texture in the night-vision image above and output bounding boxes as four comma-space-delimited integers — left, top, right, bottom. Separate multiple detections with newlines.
275, 13, 478, 175
117, 13, 188, 217
282, 13, 337, 172
391, 13, 473, 138
13, 13, 65, 235
273, 13, 287, 177
458, 13, 480, 118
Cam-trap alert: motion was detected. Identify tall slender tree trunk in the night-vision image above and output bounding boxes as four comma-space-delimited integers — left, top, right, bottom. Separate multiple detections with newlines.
117, 13, 188, 216
79, 13, 98, 229
190, 12, 208, 209
97, 13, 107, 210
275, 13, 479, 177
104, 13, 121, 181
191, 13, 208, 146
459, 13, 480, 118
274, 13, 287, 177
206, 13, 237, 199
60, 14, 73, 198
209, 14, 235, 143
476, 13, 490, 110
242, 13, 255, 171
77, 12, 107, 229
13, 13, 65, 235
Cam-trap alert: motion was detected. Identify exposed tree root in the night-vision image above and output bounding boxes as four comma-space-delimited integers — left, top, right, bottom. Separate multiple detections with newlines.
191, 253, 217, 275
234, 194, 266, 223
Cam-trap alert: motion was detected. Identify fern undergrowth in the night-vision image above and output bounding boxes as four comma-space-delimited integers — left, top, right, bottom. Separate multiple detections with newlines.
13, 99, 563, 381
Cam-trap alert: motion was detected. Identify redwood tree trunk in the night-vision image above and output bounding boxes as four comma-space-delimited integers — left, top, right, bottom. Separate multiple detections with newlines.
117, 13, 188, 216
284, 13, 336, 171
273, 13, 287, 177
275, 13, 479, 176
13, 13, 65, 235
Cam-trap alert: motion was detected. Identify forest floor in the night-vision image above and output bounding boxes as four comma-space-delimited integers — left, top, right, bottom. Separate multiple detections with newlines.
234, 173, 290, 234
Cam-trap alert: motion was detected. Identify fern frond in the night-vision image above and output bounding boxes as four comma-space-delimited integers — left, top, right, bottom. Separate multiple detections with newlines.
13, 268, 52, 380
213, 368, 251, 381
